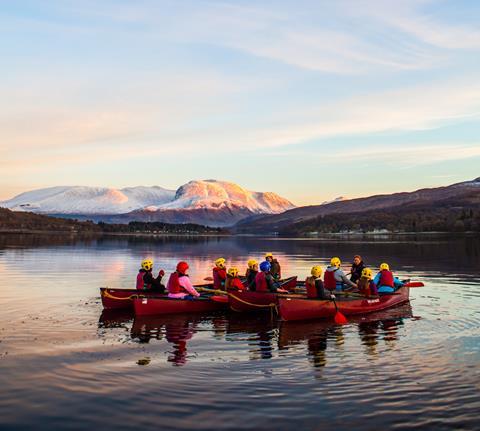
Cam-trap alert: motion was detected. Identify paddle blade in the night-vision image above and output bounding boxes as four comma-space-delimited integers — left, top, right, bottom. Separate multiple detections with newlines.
334, 311, 348, 325
404, 282, 424, 288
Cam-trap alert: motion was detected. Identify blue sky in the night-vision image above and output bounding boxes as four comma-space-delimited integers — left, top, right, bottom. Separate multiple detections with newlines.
1, 0, 479, 205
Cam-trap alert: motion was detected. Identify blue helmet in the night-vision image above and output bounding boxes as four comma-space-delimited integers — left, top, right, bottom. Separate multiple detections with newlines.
259, 261, 271, 272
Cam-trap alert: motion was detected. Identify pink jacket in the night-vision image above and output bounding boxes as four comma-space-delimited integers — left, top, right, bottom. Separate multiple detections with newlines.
168, 275, 200, 298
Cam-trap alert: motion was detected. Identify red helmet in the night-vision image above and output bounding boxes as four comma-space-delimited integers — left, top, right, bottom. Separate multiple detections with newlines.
176, 261, 189, 273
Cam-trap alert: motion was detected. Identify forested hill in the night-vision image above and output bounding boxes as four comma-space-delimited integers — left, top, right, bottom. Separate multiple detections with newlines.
234, 177, 480, 235
0, 208, 224, 234
0, 207, 100, 233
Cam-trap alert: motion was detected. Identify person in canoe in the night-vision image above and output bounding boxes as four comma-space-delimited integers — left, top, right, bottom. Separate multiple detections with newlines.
305, 266, 331, 299
213, 257, 227, 290
357, 267, 378, 297
225, 267, 245, 291
136, 258, 166, 292
166, 261, 201, 299
324, 257, 357, 292
373, 263, 404, 293
255, 261, 288, 293
245, 259, 258, 290
349, 255, 366, 284
265, 252, 281, 280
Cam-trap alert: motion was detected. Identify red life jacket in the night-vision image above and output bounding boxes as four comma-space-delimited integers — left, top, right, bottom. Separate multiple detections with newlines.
379, 270, 394, 287
167, 272, 187, 294
357, 277, 371, 296
255, 272, 268, 292
226, 276, 244, 291
324, 269, 338, 291
213, 267, 227, 290
305, 276, 317, 298
136, 270, 151, 290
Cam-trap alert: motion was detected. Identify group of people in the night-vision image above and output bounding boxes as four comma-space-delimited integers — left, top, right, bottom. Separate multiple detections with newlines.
213, 252, 284, 293
136, 253, 405, 300
305, 255, 405, 299
135, 252, 284, 299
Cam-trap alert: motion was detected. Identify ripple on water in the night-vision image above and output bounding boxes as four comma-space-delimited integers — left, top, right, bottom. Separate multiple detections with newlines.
1, 235, 480, 430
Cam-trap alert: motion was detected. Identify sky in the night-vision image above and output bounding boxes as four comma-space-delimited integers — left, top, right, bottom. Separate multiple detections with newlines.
1, 0, 479, 205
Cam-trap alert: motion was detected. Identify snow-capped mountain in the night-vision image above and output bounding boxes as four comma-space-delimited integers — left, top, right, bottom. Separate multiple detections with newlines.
1, 185, 175, 215
0, 180, 295, 227
146, 180, 293, 214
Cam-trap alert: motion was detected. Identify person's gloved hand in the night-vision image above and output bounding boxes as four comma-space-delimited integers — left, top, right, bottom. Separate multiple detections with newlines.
330, 294, 336, 300
158, 269, 165, 277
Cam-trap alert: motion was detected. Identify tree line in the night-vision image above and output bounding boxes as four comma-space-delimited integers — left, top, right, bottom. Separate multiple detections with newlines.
0, 208, 224, 234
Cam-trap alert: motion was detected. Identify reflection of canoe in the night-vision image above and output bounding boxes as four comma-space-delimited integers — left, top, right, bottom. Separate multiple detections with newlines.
100, 283, 213, 310
98, 308, 134, 327
278, 286, 411, 321
132, 295, 228, 316
278, 302, 413, 348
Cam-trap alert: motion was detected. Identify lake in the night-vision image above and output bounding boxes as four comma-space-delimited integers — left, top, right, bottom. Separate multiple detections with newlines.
0, 234, 479, 430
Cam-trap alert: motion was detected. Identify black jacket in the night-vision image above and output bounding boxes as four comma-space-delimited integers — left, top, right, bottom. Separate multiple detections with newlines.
350, 261, 365, 283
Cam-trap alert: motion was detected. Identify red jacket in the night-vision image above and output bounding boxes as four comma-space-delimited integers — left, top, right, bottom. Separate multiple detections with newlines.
324, 269, 337, 291
136, 270, 150, 290
213, 267, 227, 290
226, 277, 244, 291
167, 272, 187, 294
379, 270, 394, 287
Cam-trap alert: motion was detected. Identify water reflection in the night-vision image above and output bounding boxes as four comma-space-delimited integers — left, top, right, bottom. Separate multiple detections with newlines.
3, 234, 479, 431
130, 315, 201, 366
97, 302, 415, 369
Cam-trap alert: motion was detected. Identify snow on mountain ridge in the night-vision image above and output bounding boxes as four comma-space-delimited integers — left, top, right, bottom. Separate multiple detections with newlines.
152, 180, 294, 213
1, 185, 176, 215
1, 180, 295, 216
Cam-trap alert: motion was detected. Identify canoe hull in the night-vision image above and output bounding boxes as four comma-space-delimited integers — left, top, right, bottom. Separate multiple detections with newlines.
278, 286, 410, 321
100, 288, 166, 310
100, 284, 213, 310
228, 290, 278, 313
228, 276, 299, 312
133, 296, 228, 316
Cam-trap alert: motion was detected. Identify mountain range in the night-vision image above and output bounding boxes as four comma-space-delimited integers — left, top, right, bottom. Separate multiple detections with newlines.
0, 180, 295, 227
234, 177, 480, 234
2, 177, 479, 233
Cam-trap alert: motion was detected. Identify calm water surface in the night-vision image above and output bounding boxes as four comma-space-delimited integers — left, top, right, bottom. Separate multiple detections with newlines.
0, 234, 479, 430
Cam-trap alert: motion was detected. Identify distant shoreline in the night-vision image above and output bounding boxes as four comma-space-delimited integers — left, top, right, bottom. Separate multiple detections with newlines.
1, 228, 478, 238
0, 228, 230, 237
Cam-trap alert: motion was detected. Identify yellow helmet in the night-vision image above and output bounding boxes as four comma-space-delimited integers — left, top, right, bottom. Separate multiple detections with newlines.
215, 257, 226, 268
247, 259, 258, 270
380, 263, 390, 271
330, 257, 341, 267
141, 258, 153, 271
361, 267, 373, 279
227, 267, 239, 277
311, 265, 323, 278
265, 252, 273, 259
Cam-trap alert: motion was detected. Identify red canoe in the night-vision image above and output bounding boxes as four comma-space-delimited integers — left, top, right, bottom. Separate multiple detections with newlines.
228, 276, 298, 313
100, 284, 213, 310
278, 286, 411, 321
132, 295, 228, 316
